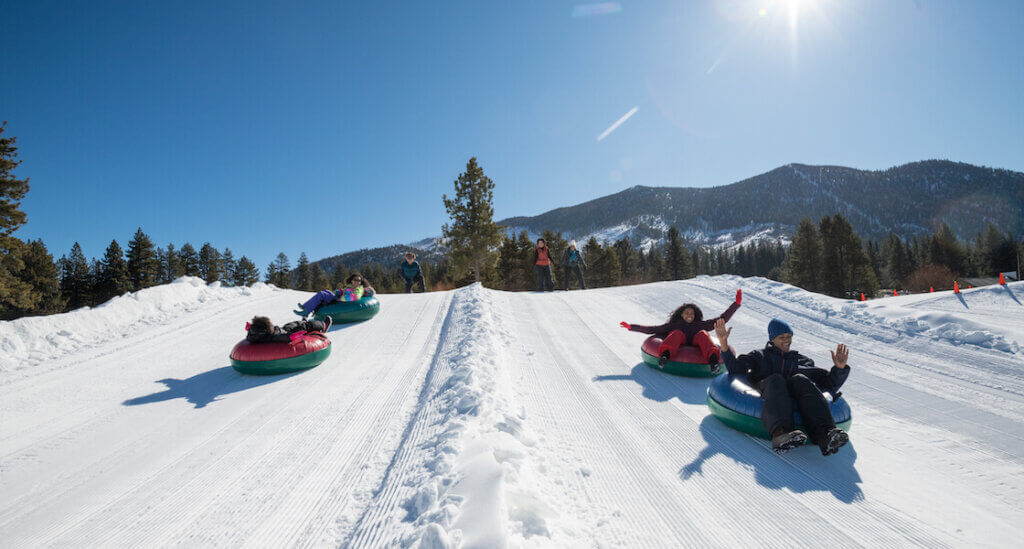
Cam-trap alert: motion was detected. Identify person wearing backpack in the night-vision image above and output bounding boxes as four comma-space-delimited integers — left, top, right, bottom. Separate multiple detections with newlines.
561, 240, 587, 290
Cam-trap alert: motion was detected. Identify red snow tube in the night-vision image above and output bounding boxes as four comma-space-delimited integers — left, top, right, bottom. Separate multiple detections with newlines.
230, 333, 331, 375
640, 336, 722, 378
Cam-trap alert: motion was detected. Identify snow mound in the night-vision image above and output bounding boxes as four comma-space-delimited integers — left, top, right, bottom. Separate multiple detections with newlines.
0, 277, 277, 378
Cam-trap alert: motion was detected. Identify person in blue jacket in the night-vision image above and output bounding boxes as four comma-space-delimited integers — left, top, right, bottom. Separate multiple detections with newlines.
715, 317, 851, 455
561, 240, 587, 290
401, 252, 426, 293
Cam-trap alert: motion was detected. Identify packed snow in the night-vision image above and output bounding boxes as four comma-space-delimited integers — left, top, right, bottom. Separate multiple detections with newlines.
2, 276, 1023, 547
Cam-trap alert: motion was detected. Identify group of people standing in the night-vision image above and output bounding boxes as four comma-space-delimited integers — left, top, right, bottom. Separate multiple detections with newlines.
533, 238, 588, 292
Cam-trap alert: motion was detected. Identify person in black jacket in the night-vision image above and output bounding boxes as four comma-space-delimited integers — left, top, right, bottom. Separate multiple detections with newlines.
246, 315, 331, 343
715, 317, 850, 455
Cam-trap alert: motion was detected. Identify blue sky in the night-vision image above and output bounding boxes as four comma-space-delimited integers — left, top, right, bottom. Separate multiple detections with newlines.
3, 0, 1022, 270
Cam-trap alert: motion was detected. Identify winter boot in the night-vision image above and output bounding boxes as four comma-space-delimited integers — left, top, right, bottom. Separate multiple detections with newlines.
322, 315, 333, 332
708, 354, 721, 374
771, 429, 808, 454
819, 428, 849, 456
658, 351, 670, 368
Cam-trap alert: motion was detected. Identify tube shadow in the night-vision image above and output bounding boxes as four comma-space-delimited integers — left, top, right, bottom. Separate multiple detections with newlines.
956, 293, 969, 308
680, 415, 863, 503
592, 363, 712, 405
123, 366, 300, 409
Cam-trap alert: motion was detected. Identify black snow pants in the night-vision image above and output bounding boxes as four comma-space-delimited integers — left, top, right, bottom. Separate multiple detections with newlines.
563, 265, 586, 290
404, 274, 426, 293
535, 264, 554, 291
759, 373, 835, 444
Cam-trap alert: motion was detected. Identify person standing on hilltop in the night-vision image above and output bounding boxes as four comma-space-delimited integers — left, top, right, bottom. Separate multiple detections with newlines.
534, 238, 555, 291
401, 252, 426, 293
561, 240, 587, 290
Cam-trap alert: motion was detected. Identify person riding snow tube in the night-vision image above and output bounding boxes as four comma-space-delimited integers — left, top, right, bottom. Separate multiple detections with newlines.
706, 373, 852, 440
313, 295, 380, 324
640, 336, 725, 377
230, 333, 331, 375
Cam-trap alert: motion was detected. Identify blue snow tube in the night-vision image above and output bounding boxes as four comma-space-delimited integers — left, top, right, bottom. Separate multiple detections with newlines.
706, 373, 852, 439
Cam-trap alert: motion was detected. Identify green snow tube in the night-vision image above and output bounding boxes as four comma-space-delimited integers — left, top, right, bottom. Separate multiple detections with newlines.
230, 334, 331, 375
640, 336, 722, 377
706, 373, 852, 440
313, 296, 380, 324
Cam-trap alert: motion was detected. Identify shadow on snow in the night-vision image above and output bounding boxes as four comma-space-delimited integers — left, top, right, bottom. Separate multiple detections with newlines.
123, 366, 300, 409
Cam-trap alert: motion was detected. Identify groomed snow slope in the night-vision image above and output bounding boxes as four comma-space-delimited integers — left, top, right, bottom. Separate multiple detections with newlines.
2, 276, 1023, 547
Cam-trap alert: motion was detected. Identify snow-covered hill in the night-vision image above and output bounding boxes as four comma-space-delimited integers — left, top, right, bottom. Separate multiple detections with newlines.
2, 277, 1023, 547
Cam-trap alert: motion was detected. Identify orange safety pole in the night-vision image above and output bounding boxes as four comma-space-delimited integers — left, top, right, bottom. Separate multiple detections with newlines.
953, 281, 960, 294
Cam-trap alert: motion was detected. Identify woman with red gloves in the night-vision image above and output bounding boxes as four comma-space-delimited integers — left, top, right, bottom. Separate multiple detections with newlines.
620, 289, 742, 373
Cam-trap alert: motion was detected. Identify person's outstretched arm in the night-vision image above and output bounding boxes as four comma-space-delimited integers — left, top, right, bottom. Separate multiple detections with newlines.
699, 289, 742, 330
619, 320, 667, 336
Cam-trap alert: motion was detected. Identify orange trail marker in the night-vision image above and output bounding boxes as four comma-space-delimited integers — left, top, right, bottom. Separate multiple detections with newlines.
860, 292, 865, 301
999, 273, 1006, 285
893, 289, 898, 297
930, 286, 934, 293
953, 281, 960, 294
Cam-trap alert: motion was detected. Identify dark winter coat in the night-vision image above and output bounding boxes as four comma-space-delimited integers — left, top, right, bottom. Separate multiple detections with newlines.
561, 247, 587, 269
401, 260, 423, 280
723, 343, 850, 394
628, 302, 740, 342
246, 320, 325, 344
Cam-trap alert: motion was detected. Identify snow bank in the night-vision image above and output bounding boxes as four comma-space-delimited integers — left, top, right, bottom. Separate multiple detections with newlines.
739, 277, 1023, 355
0, 277, 277, 378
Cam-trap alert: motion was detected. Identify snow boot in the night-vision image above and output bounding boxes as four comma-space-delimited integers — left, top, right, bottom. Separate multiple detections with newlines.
322, 315, 333, 332
294, 308, 307, 317
708, 354, 721, 374
819, 428, 849, 456
771, 429, 807, 454
658, 351, 670, 368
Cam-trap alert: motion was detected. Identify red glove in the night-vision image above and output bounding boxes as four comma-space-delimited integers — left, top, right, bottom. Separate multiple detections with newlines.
735, 289, 742, 305
619, 321, 631, 330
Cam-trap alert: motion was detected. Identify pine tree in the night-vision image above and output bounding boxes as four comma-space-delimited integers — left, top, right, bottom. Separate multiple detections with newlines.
646, 245, 667, 281
613, 238, 640, 283
881, 233, 912, 288
221, 248, 236, 286
929, 224, 966, 276
583, 238, 604, 286
126, 228, 160, 291
295, 252, 312, 290
441, 157, 503, 284
310, 263, 329, 290
178, 243, 201, 277
61, 243, 93, 309
516, 231, 535, 290
497, 234, 522, 290
0, 122, 36, 314
268, 253, 291, 288
198, 243, 221, 283
233, 256, 260, 286
664, 227, 693, 280
162, 243, 184, 282
3, 239, 63, 318
95, 239, 130, 303
787, 218, 822, 292
819, 214, 879, 298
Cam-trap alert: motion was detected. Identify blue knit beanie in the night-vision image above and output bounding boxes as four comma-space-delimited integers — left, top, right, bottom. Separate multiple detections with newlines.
768, 318, 793, 340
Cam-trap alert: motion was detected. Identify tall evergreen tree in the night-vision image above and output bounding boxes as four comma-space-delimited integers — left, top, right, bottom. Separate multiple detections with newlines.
787, 218, 822, 292
646, 245, 667, 281
162, 243, 184, 282
95, 239, 130, 304
295, 252, 312, 290
664, 227, 693, 280
497, 234, 522, 290
221, 248, 236, 286
198, 243, 221, 283
613, 238, 640, 283
310, 263, 329, 290
928, 223, 966, 276
4, 239, 63, 318
179, 243, 201, 277
881, 233, 912, 288
61, 243, 93, 309
267, 253, 291, 288
819, 214, 879, 298
233, 256, 260, 286
441, 157, 503, 284
126, 228, 159, 291
0, 122, 36, 314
